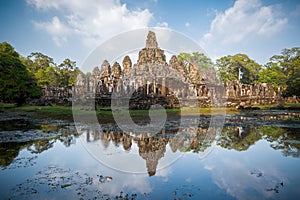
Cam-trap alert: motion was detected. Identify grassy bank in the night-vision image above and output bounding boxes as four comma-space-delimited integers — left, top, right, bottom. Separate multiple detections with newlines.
255, 103, 300, 110
1, 103, 299, 121
8, 105, 237, 117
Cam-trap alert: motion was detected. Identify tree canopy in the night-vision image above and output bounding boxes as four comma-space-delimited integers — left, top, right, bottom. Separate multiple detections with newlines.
0, 42, 84, 105
0, 42, 42, 105
23, 52, 82, 88
177, 49, 300, 97
178, 52, 214, 71
216, 54, 261, 84
258, 62, 286, 91
177, 52, 220, 84
269, 47, 300, 97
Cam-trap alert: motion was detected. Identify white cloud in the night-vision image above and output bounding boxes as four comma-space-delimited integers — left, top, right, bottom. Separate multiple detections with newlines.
185, 22, 190, 27
203, 142, 288, 200
26, 0, 61, 9
156, 22, 168, 28
155, 166, 172, 177
203, 0, 287, 45
204, 164, 214, 171
34, 16, 70, 46
27, 0, 153, 47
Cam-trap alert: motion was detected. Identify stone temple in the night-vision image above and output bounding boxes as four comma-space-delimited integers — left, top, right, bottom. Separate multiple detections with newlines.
75, 31, 224, 109
72, 31, 280, 108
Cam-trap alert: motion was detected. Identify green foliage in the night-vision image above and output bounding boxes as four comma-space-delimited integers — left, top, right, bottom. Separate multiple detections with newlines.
177, 52, 220, 83
217, 125, 261, 151
25, 52, 58, 87
178, 52, 192, 66
258, 62, 286, 91
162, 54, 166, 61
177, 52, 213, 71
216, 54, 261, 84
25, 53, 82, 88
45, 66, 61, 87
27, 52, 55, 72
217, 125, 300, 157
0, 42, 19, 57
268, 47, 300, 97
216, 56, 237, 83
58, 58, 80, 87
0, 42, 85, 105
0, 42, 42, 105
68, 67, 83, 87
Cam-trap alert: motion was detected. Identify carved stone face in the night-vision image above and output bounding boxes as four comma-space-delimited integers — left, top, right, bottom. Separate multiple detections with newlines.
111, 62, 121, 78
122, 56, 132, 74
100, 60, 111, 79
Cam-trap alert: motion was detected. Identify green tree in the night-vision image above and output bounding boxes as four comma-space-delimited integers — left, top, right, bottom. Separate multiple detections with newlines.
0, 42, 19, 57
258, 62, 286, 91
69, 67, 83, 86
27, 52, 55, 72
216, 54, 262, 84
270, 47, 300, 97
177, 52, 220, 84
216, 56, 236, 83
29, 65, 61, 88
45, 66, 61, 87
58, 58, 81, 87
177, 52, 213, 71
26, 52, 59, 87
0, 42, 42, 105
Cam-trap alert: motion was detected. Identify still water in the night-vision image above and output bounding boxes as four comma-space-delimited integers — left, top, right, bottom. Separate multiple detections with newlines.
0, 110, 300, 199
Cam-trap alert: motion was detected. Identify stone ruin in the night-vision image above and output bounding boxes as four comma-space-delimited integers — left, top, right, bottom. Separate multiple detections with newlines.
225, 80, 280, 107
73, 31, 281, 108
32, 86, 73, 106
74, 31, 221, 108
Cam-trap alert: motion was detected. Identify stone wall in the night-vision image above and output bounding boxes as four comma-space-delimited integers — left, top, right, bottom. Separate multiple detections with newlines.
224, 81, 280, 107
32, 87, 72, 106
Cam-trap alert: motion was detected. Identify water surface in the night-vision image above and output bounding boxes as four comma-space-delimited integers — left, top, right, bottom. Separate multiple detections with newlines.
0, 110, 300, 199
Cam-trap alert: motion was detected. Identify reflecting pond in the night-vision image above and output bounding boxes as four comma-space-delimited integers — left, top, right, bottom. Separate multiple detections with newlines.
0, 110, 300, 199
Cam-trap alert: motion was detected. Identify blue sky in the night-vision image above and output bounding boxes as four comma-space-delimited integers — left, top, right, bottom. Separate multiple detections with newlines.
0, 0, 299, 67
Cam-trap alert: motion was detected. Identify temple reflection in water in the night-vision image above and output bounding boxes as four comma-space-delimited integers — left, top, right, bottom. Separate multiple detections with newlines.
1, 111, 299, 175
75, 110, 300, 176
81, 123, 216, 176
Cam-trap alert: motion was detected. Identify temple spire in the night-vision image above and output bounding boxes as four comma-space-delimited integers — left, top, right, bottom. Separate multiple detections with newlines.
145, 31, 158, 49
